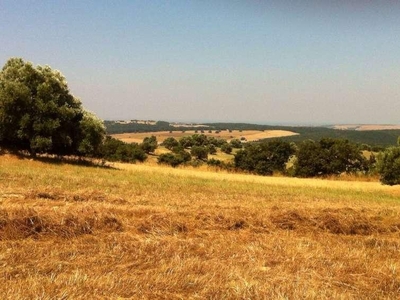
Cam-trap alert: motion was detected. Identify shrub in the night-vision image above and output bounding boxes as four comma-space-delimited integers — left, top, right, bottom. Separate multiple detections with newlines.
230, 139, 243, 149
294, 138, 368, 177
234, 140, 295, 176
377, 146, 400, 185
162, 137, 179, 150
141, 136, 157, 154
179, 136, 193, 148
207, 144, 217, 155
158, 148, 191, 167
221, 143, 233, 154
207, 158, 223, 167
99, 136, 146, 163
190, 146, 208, 160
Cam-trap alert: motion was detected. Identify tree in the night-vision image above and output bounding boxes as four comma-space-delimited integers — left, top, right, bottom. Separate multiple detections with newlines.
294, 138, 368, 177
207, 136, 225, 147
230, 139, 243, 149
191, 134, 209, 147
207, 144, 217, 155
179, 136, 193, 148
0, 57, 105, 156
162, 137, 179, 150
220, 143, 233, 154
99, 136, 146, 163
190, 145, 208, 160
377, 145, 400, 185
234, 140, 295, 175
141, 135, 158, 154
158, 148, 191, 167
77, 111, 106, 156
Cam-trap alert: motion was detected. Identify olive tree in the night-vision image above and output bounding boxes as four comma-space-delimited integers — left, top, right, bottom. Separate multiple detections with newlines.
294, 138, 368, 177
377, 139, 400, 185
190, 145, 208, 160
234, 140, 295, 175
0, 57, 105, 156
141, 135, 158, 154
161, 137, 179, 150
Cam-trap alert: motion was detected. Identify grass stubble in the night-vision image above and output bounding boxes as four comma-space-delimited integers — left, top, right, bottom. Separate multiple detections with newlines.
1, 154, 400, 299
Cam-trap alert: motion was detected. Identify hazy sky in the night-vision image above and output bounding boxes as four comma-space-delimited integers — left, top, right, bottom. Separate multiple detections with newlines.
1, 1, 400, 124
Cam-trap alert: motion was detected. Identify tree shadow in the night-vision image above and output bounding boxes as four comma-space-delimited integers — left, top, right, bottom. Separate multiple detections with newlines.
1, 148, 116, 170
34, 156, 116, 169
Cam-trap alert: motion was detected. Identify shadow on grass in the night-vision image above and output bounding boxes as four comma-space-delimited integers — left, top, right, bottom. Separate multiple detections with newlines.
34, 156, 117, 170
1, 147, 116, 170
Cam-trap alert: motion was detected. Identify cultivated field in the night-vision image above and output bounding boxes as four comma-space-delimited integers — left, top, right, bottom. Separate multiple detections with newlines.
1, 154, 400, 299
112, 130, 298, 144
333, 124, 400, 131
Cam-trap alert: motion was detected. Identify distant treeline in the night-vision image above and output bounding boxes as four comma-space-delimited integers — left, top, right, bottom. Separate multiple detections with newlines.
105, 121, 400, 148
104, 121, 176, 133
276, 127, 400, 148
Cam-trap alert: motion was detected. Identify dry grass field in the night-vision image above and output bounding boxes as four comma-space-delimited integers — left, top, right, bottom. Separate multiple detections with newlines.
1, 154, 400, 299
111, 130, 298, 144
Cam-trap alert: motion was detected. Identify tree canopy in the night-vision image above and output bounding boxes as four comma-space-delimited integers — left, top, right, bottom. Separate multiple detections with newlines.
0, 58, 105, 156
293, 138, 368, 177
376, 138, 400, 185
234, 140, 295, 175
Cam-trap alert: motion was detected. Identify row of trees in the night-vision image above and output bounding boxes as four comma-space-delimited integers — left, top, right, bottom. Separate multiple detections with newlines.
163, 134, 244, 154
156, 134, 246, 166
158, 133, 400, 185
158, 134, 374, 178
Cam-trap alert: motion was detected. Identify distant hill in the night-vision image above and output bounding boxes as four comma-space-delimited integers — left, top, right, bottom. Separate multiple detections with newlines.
331, 124, 400, 131
104, 120, 400, 148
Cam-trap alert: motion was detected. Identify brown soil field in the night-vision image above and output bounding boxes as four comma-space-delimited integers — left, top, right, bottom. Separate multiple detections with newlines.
112, 130, 298, 144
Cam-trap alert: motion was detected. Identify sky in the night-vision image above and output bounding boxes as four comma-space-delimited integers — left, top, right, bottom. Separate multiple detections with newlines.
1, 1, 400, 125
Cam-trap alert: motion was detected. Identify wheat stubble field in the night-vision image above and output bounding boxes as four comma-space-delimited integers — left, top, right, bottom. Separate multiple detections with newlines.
1, 154, 400, 299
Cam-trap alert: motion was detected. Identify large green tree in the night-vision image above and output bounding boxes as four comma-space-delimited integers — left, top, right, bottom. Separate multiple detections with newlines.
141, 135, 158, 154
0, 58, 105, 156
234, 140, 295, 175
376, 138, 400, 185
190, 145, 208, 161
161, 137, 179, 150
294, 138, 368, 177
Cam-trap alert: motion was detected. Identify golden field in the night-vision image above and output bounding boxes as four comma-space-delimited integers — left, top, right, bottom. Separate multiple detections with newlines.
111, 129, 298, 144
1, 154, 400, 299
